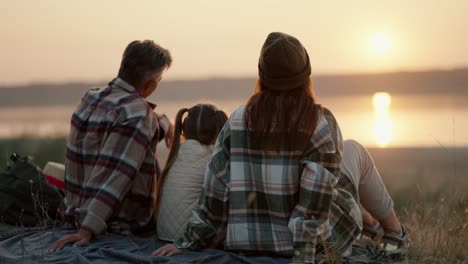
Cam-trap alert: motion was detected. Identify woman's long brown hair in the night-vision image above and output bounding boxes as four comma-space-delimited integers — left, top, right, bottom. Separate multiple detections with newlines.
154, 104, 228, 215
245, 79, 321, 151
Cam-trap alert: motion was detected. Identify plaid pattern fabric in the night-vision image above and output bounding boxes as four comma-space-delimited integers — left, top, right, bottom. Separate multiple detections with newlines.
176, 105, 362, 263
63, 78, 164, 235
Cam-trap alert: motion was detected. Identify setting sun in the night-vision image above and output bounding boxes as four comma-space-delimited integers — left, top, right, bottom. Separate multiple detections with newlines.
373, 92, 391, 108
370, 33, 390, 54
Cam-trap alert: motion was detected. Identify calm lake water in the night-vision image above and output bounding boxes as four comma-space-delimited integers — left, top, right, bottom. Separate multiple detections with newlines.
0, 94, 467, 148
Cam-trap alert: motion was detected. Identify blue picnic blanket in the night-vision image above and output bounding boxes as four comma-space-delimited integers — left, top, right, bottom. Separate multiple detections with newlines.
0, 227, 403, 264
0, 227, 290, 264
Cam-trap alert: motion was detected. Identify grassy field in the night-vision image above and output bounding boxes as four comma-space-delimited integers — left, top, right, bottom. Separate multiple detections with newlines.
0, 137, 467, 263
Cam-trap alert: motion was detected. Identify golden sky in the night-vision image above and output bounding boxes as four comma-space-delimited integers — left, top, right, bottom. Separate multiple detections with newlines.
1, 0, 468, 85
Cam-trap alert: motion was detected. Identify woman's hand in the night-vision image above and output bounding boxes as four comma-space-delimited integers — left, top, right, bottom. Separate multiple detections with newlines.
152, 243, 183, 256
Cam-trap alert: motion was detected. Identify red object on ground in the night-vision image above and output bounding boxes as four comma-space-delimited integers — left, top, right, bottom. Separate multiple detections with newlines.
44, 174, 65, 189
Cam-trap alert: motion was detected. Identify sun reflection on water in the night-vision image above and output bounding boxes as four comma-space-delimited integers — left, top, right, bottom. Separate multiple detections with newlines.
373, 92, 392, 147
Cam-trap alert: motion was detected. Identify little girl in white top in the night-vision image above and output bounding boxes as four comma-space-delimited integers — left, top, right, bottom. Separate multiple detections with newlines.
156, 104, 228, 242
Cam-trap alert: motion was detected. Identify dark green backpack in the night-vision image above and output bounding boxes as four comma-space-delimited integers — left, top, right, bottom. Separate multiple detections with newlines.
0, 154, 63, 226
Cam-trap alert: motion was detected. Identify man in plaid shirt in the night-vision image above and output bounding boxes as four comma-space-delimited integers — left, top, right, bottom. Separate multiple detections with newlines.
50, 40, 173, 251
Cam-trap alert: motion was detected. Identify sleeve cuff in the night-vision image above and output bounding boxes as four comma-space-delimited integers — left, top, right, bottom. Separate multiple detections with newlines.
174, 236, 198, 250
75, 208, 108, 235
291, 241, 316, 263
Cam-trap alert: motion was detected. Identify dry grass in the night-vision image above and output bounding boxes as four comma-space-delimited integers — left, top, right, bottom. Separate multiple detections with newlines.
396, 194, 468, 264
368, 147, 468, 263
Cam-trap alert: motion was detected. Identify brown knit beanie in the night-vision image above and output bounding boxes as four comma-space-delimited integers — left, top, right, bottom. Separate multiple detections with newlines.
258, 32, 311, 91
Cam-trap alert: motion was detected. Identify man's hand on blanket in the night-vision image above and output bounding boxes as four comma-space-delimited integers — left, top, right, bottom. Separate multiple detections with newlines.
152, 243, 182, 256
49, 228, 93, 252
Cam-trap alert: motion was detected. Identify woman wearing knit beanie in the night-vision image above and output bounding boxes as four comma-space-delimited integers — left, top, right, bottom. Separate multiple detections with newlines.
153, 32, 409, 263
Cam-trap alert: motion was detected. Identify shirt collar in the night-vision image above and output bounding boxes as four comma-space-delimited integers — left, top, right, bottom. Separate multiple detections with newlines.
110, 77, 157, 110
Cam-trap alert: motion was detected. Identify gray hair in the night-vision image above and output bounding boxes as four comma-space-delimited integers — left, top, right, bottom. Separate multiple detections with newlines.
118, 40, 172, 87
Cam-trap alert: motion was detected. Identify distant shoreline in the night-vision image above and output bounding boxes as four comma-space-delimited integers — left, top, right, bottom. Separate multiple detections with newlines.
1, 68, 468, 109
1, 67, 468, 89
